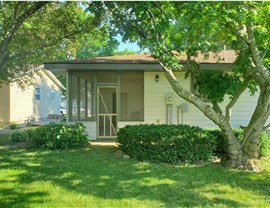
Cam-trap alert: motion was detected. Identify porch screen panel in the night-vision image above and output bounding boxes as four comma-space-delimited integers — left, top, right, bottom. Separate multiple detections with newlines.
69, 73, 95, 122
120, 72, 144, 122
87, 81, 93, 120
71, 75, 78, 121
80, 79, 86, 120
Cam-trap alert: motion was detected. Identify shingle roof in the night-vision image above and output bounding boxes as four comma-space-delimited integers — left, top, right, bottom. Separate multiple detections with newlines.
44, 50, 236, 65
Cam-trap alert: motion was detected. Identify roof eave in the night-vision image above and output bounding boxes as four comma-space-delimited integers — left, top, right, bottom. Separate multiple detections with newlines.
44, 63, 233, 74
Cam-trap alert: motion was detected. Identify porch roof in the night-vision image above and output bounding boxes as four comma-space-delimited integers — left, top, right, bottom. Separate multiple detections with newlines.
44, 50, 236, 73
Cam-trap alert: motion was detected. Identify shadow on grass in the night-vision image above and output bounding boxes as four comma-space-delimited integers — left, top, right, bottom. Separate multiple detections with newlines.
0, 146, 269, 207
0, 188, 47, 208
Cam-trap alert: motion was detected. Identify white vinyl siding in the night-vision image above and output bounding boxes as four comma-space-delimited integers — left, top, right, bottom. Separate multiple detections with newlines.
10, 83, 35, 123
0, 85, 10, 124
9, 70, 62, 123
69, 121, 96, 140
144, 72, 270, 128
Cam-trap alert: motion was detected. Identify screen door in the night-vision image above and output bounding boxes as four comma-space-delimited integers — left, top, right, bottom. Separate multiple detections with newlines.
97, 86, 117, 138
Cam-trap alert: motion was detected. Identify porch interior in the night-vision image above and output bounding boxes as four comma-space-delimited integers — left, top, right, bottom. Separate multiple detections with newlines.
68, 71, 144, 139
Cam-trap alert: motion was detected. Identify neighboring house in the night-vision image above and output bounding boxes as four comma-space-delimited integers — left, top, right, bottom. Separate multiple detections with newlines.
0, 69, 65, 126
44, 51, 270, 140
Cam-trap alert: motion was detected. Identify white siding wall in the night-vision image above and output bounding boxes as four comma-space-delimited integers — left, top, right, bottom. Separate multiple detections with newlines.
9, 83, 34, 123
69, 121, 96, 140
144, 72, 270, 128
0, 85, 10, 124
10, 70, 62, 123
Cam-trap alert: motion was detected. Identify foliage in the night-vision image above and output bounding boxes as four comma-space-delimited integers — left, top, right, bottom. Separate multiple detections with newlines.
208, 129, 269, 158
0, 2, 114, 86
117, 124, 215, 164
9, 122, 18, 130
9, 130, 29, 142
9, 123, 89, 149
113, 49, 137, 56
258, 132, 269, 158
87, 1, 270, 169
27, 123, 89, 149
194, 71, 241, 102
0, 133, 11, 145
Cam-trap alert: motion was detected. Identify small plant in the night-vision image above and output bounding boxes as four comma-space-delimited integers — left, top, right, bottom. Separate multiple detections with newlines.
9, 122, 17, 130
25, 116, 35, 127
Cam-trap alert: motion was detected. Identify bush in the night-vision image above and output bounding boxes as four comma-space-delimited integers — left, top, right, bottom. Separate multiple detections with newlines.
258, 132, 269, 158
117, 124, 215, 164
9, 122, 17, 130
207, 129, 269, 158
27, 123, 89, 149
9, 130, 29, 142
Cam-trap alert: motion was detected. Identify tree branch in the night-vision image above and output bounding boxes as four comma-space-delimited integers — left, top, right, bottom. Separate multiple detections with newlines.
241, 87, 270, 147
263, 123, 270, 131
246, 18, 270, 84
223, 22, 250, 45
212, 101, 223, 115
0, 2, 49, 70
145, 7, 163, 44
152, 1, 165, 13
262, 39, 270, 59
110, 9, 150, 39
225, 76, 250, 120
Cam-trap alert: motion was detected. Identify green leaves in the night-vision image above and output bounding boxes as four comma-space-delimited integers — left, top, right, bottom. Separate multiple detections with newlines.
16, 123, 89, 149
117, 124, 215, 165
194, 71, 242, 102
0, 2, 109, 85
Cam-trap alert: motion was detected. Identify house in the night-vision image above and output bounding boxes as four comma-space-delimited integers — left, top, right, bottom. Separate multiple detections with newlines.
44, 51, 270, 140
0, 69, 65, 126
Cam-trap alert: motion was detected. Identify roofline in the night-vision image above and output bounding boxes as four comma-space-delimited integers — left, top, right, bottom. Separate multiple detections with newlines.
44, 63, 233, 74
43, 70, 66, 90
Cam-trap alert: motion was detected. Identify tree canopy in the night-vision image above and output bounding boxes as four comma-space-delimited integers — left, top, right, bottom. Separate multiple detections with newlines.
87, 1, 270, 170
0, 1, 118, 86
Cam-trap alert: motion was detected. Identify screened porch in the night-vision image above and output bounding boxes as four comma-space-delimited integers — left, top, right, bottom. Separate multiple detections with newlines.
67, 71, 144, 138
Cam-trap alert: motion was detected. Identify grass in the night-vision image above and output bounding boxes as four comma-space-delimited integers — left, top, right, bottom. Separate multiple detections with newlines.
0, 133, 270, 208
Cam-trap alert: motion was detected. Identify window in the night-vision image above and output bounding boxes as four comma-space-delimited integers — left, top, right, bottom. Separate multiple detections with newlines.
35, 88, 40, 101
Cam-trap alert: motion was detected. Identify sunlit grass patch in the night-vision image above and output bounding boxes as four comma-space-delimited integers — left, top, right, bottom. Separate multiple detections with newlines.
0, 143, 269, 208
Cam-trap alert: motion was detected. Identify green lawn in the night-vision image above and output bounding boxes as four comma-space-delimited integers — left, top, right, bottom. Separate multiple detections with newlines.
0, 134, 269, 208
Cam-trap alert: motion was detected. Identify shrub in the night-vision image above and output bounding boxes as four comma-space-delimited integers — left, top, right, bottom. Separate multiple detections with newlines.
258, 132, 269, 158
207, 129, 269, 158
9, 130, 28, 142
117, 124, 215, 164
9, 122, 17, 130
27, 123, 89, 149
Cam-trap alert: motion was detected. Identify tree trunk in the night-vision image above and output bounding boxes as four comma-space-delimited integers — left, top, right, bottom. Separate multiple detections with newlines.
221, 86, 270, 171
159, 60, 270, 171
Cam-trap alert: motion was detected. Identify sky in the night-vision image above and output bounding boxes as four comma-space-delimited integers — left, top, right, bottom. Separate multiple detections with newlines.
117, 41, 141, 53
116, 35, 148, 53
116, 34, 141, 52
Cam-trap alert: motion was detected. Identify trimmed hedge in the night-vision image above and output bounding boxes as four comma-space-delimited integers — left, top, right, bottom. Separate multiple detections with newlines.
117, 125, 269, 165
9, 123, 89, 149
208, 129, 269, 158
117, 124, 215, 164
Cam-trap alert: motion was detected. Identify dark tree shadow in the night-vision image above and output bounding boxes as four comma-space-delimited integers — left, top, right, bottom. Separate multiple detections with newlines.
0, 146, 269, 207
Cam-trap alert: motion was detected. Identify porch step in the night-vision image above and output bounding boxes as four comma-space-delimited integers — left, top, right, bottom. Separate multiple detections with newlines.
89, 140, 118, 146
